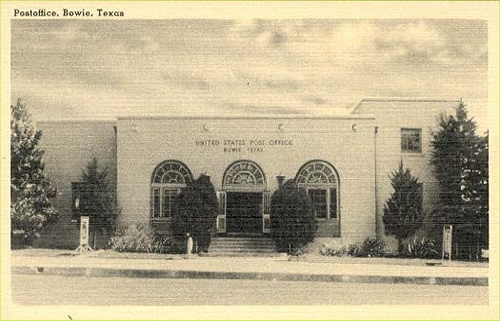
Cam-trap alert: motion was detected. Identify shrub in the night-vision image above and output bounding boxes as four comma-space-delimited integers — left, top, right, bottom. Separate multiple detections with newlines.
110, 224, 152, 253
319, 243, 363, 257
347, 243, 362, 257
110, 224, 174, 254
359, 237, 386, 257
166, 242, 187, 254
383, 160, 423, 251
79, 157, 119, 249
319, 238, 386, 258
270, 179, 317, 252
151, 233, 173, 254
320, 244, 349, 257
171, 174, 217, 252
401, 236, 439, 259
289, 249, 303, 258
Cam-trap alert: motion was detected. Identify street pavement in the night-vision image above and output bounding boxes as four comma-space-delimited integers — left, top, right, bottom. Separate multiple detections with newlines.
11, 274, 488, 305
11, 251, 489, 287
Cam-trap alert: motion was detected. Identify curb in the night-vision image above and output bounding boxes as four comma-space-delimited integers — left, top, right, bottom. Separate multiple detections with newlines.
12, 265, 488, 287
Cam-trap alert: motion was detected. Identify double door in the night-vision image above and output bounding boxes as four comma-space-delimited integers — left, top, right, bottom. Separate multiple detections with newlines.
225, 192, 262, 234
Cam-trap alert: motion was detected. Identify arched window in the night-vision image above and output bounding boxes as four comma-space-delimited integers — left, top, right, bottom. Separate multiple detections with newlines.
223, 160, 266, 191
295, 160, 339, 220
150, 160, 193, 218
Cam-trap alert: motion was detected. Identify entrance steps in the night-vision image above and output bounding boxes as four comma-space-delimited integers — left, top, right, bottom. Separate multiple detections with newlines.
204, 236, 279, 257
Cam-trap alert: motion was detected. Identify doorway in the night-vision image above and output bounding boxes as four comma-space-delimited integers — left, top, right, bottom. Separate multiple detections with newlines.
226, 192, 262, 234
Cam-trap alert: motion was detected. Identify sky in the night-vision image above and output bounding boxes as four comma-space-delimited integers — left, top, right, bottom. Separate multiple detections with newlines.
11, 19, 488, 129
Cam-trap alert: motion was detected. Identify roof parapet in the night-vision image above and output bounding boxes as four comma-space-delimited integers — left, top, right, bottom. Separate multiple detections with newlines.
351, 97, 461, 114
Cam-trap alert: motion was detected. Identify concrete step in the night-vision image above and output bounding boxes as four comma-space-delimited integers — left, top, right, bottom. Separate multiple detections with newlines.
210, 243, 274, 248
211, 238, 274, 242
211, 238, 274, 241
208, 237, 278, 256
211, 240, 275, 245
210, 242, 275, 247
210, 245, 274, 249
225, 233, 269, 238
199, 252, 283, 257
209, 247, 275, 251
210, 244, 276, 249
209, 248, 277, 253
210, 246, 276, 251
211, 237, 273, 242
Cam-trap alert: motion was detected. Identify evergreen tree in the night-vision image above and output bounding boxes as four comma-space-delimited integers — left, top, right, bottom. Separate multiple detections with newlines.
383, 160, 423, 251
11, 99, 58, 246
475, 133, 489, 248
80, 158, 118, 249
430, 100, 479, 208
429, 100, 489, 258
270, 179, 317, 253
171, 174, 217, 252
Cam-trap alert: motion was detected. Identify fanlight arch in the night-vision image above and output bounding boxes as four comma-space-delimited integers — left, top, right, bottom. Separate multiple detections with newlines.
295, 160, 339, 221
295, 160, 338, 185
223, 160, 266, 188
151, 160, 193, 185
150, 160, 193, 219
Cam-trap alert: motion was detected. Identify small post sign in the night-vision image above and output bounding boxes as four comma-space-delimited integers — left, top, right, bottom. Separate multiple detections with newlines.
442, 225, 452, 260
80, 216, 90, 246
75, 216, 93, 252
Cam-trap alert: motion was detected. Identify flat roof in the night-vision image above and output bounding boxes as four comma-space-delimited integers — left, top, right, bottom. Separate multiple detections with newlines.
116, 114, 375, 121
36, 119, 117, 124
351, 97, 461, 113
35, 97, 460, 122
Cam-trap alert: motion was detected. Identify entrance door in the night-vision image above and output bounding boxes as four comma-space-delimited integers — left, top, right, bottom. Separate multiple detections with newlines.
226, 192, 262, 234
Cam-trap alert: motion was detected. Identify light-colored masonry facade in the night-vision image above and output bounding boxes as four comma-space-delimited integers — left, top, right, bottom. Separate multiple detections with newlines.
36, 99, 458, 249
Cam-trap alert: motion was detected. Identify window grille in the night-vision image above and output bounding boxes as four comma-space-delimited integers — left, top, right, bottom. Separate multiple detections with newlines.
150, 160, 193, 219
401, 128, 422, 153
296, 160, 339, 221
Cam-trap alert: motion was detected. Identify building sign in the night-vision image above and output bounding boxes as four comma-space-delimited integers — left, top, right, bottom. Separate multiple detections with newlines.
195, 138, 294, 153
442, 225, 452, 260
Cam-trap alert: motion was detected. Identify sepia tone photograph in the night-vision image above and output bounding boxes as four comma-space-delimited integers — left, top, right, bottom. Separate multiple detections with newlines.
1, 1, 498, 320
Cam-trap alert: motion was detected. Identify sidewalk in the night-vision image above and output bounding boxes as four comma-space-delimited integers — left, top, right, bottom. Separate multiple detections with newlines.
10, 249, 489, 286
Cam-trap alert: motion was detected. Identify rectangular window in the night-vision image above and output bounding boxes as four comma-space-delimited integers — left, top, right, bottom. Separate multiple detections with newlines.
401, 128, 422, 153
152, 188, 160, 218
308, 189, 328, 219
330, 188, 337, 219
163, 188, 178, 217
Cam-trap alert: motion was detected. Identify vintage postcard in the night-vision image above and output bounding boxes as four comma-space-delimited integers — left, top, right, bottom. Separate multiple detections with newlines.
1, 1, 499, 320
